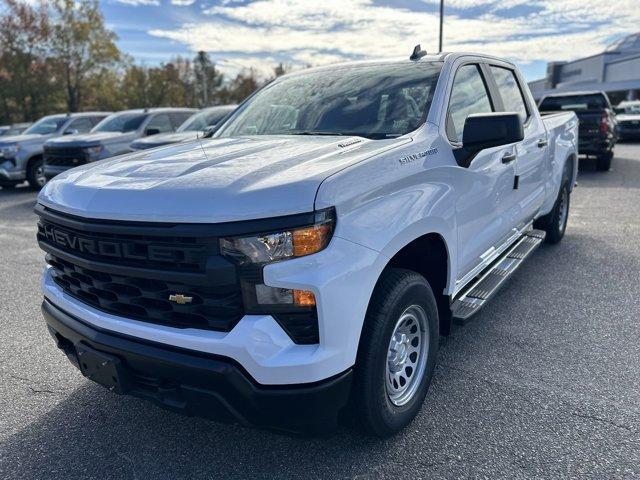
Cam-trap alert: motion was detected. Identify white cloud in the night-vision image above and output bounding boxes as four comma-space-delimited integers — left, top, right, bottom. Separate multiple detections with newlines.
149, 0, 640, 77
115, 0, 160, 6
171, 0, 196, 5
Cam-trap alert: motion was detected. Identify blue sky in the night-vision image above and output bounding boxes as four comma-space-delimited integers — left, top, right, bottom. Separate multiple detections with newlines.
101, 0, 638, 81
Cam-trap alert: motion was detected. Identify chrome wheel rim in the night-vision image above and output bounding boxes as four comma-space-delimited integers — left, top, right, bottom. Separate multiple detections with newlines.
385, 304, 429, 406
558, 188, 568, 232
35, 164, 46, 187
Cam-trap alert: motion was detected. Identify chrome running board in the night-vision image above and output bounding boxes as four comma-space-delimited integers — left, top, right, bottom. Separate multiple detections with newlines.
451, 229, 546, 324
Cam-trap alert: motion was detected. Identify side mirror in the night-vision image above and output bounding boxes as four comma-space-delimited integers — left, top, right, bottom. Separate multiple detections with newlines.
63, 128, 78, 136
202, 124, 218, 138
145, 128, 161, 136
455, 112, 524, 168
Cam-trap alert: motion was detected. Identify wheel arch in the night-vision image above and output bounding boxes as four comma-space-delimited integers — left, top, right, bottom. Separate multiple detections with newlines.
26, 153, 43, 171
565, 152, 577, 192
369, 232, 453, 337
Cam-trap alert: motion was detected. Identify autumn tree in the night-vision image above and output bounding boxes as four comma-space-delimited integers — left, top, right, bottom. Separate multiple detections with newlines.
0, 0, 62, 122
50, 0, 120, 112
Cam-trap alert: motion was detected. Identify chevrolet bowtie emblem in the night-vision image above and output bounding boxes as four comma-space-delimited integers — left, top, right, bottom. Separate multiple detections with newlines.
168, 294, 193, 305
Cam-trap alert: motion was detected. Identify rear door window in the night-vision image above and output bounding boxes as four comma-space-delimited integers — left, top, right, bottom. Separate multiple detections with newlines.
490, 66, 529, 122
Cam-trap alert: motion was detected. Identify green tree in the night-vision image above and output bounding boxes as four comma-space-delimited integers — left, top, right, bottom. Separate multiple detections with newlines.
50, 0, 120, 112
194, 51, 223, 107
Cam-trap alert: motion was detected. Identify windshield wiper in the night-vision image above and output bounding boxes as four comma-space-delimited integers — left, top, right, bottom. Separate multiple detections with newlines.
289, 131, 347, 136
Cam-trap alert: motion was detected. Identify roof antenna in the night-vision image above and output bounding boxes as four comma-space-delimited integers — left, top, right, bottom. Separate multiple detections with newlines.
410, 44, 427, 60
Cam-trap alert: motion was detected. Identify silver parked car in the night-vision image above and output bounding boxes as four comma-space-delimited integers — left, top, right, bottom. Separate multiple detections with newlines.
129, 105, 237, 151
0, 113, 110, 189
43, 108, 196, 180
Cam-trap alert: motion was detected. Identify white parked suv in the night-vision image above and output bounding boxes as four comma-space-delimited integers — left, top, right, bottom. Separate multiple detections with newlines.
36, 49, 578, 436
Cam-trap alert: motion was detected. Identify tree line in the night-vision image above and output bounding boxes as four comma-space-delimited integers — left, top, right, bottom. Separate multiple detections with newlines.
0, 0, 284, 124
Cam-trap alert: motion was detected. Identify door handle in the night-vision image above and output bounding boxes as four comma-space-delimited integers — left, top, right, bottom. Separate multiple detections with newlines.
501, 152, 516, 164
537, 139, 549, 148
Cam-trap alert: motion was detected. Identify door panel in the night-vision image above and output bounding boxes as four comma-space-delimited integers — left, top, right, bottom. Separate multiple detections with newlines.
456, 145, 518, 277
488, 65, 546, 226
447, 63, 520, 278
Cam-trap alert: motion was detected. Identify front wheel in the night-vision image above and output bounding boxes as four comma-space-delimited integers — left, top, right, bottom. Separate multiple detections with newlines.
351, 268, 439, 437
27, 157, 46, 189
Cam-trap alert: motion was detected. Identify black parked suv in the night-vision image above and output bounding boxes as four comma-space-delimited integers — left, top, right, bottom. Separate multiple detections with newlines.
539, 91, 617, 171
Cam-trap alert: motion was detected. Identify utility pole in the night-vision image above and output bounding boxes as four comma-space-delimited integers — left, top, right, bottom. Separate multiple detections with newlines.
439, 0, 444, 52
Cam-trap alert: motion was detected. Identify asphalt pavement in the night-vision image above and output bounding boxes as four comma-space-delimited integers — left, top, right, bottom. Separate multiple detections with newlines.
1, 145, 639, 479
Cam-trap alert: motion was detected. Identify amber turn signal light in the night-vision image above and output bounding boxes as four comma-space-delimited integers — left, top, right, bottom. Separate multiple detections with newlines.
293, 289, 316, 307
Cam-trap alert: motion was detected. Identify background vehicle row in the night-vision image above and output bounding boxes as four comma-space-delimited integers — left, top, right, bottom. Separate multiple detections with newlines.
0, 105, 236, 189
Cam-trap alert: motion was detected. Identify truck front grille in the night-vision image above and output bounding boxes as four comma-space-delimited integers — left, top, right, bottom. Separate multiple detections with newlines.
36, 206, 244, 332
44, 146, 88, 167
47, 254, 243, 330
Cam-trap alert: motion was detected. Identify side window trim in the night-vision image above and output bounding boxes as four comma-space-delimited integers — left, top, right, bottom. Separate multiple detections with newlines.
445, 62, 497, 144
486, 63, 532, 126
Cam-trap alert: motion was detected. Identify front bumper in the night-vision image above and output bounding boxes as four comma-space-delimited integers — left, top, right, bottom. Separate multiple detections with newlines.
578, 135, 614, 155
0, 163, 26, 183
42, 298, 353, 434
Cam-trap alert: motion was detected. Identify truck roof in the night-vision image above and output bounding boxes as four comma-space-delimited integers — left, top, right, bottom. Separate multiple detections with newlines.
111, 107, 197, 114
280, 51, 518, 78
540, 90, 607, 99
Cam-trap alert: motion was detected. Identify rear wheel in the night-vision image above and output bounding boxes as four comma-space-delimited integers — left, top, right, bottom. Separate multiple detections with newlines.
352, 268, 439, 437
27, 157, 46, 189
535, 179, 570, 244
596, 150, 613, 171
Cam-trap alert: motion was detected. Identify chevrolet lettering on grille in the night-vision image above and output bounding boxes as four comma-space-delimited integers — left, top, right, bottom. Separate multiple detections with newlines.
39, 222, 204, 264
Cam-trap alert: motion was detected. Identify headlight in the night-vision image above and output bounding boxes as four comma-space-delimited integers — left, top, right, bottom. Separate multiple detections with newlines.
1, 145, 19, 157
220, 209, 334, 264
84, 145, 103, 156
221, 208, 335, 311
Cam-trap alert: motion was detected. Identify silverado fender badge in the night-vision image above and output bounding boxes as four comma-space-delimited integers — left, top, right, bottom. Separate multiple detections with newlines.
398, 148, 438, 165
169, 294, 194, 305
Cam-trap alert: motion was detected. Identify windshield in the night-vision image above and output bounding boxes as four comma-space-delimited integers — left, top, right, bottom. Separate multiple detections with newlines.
24, 116, 67, 135
615, 104, 640, 114
539, 94, 607, 112
217, 62, 442, 139
93, 113, 147, 133
178, 109, 232, 132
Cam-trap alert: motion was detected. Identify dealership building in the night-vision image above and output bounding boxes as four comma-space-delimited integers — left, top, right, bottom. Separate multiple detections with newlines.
528, 32, 640, 105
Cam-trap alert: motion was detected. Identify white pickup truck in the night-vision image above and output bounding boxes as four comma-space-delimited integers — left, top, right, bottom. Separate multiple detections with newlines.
36, 50, 578, 437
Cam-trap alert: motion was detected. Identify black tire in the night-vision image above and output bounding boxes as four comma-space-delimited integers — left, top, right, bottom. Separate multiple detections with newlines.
534, 178, 570, 244
351, 268, 439, 437
26, 157, 46, 189
596, 150, 613, 171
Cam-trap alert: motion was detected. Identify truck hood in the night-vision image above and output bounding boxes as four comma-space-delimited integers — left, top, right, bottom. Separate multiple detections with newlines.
38, 135, 409, 223
131, 131, 198, 149
46, 131, 137, 147
0, 133, 49, 146
616, 114, 640, 122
